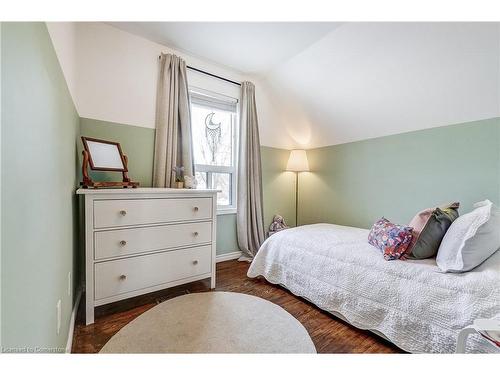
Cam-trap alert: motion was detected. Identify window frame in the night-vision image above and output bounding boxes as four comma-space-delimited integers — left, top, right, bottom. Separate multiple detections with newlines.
189, 88, 238, 214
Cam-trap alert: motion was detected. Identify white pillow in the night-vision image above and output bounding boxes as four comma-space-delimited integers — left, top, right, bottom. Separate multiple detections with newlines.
436, 200, 500, 272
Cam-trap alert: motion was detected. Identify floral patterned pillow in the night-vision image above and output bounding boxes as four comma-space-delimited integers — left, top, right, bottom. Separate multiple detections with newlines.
368, 218, 413, 260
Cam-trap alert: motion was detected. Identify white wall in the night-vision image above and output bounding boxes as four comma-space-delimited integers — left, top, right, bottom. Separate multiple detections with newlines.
46, 22, 79, 113
47, 22, 246, 129
260, 22, 500, 148
48, 22, 500, 150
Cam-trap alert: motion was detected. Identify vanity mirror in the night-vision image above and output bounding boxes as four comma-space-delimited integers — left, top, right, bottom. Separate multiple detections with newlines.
80, 137, 139, 188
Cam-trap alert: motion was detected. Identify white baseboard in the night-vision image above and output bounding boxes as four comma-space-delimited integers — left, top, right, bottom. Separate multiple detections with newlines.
216, 251, 242, 263
65, 288, 82, 354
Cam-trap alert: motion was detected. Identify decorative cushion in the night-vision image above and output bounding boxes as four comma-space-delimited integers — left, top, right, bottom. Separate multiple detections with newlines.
406, 202, 459, 259
437, 200, 500, 273
368, 218, 413, 260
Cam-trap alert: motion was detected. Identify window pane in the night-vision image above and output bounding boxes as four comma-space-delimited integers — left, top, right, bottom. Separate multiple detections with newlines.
212, 173, 231, 206
191, 104, 233, 167
195, 171, 207, 190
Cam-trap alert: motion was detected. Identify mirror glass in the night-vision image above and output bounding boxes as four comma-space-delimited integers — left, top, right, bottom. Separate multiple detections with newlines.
86, 140, 125, 170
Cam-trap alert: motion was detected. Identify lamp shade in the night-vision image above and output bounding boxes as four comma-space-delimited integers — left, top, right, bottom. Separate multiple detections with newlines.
286, 149, 309, 172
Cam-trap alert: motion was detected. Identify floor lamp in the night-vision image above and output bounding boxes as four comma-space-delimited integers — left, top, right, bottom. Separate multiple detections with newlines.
286, 150, 310, 226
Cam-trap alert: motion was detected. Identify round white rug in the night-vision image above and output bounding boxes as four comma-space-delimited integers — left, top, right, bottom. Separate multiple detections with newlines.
100, 291, 316, 353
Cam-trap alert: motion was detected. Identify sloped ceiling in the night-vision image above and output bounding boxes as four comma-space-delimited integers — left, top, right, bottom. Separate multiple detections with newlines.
50, 22, 500, 149
107, 22, 340, 74
107, 22, 500, 149
259, 22, 500, 148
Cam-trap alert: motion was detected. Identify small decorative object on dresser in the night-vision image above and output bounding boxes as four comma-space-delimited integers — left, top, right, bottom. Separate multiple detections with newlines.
80, 136, 139, 189
77, 188, 218, 325
184, 175, 198, 189
173, 166, 184, 189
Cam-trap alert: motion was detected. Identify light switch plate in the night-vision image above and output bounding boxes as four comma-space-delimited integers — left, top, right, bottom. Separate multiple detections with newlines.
68, 271, 72, 297
56, 299, 62, 335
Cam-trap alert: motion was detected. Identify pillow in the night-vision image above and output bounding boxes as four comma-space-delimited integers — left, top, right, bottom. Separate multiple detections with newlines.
406, 202, 459, 259
406, 207, 434, 253
436, 200, 500, 272
368, 218, 413, 261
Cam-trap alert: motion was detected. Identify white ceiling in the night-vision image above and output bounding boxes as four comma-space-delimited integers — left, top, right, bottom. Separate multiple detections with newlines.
107, 22, 339, 74
97, 23, 500, 148
259, 22, 500, 148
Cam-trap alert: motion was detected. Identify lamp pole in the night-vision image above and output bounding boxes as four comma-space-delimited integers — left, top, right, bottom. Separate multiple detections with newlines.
295, 171, 299, 226
286, 149, 309, 228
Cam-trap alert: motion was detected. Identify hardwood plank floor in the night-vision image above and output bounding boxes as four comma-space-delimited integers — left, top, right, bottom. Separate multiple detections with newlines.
72, 260, 403, 353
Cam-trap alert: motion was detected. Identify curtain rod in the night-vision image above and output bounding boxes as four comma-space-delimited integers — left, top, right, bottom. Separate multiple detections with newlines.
158, 55, 241, 86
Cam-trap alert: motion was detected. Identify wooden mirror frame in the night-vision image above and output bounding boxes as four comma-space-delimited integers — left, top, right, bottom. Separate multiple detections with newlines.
81, 136, 128, 172
80, 136, 139, 189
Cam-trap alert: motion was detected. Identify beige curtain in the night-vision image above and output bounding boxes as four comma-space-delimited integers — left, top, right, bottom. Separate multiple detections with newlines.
153, 53, 194, 187
237, 82, 265, 260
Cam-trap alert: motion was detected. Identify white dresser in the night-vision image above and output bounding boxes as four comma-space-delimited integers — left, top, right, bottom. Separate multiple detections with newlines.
77, 188, 218, 325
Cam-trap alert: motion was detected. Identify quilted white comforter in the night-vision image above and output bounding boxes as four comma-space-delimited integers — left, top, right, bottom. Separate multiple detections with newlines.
247, 224, 500, 353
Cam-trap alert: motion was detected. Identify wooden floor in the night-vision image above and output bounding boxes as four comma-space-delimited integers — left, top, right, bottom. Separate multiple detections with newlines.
72, 260, 403, 353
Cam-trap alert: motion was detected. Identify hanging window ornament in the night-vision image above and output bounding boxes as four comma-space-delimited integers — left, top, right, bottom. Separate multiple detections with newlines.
205, 112, 222, 163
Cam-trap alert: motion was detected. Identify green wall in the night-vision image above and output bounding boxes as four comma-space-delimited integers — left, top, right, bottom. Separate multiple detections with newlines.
81, 116, 500, 249
79, 118, 154, 187
215, 214, 238, 254
261, 146, 296, 227
3, 22, 497, 354
1, 23, 80, 351
300, 118, 500, 229
80, 118, 295, 255
213, 147, 296, 254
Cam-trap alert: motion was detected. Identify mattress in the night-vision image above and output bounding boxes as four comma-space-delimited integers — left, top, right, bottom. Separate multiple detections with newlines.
247, 223, 500, 353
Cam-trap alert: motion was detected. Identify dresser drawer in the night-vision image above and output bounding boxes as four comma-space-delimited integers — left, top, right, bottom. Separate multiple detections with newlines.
94, 245, 212, 301
94, 222, 212, 260
93, 197, 212, 228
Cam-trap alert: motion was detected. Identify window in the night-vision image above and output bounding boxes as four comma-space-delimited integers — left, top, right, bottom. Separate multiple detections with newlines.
190, 89, 238, 211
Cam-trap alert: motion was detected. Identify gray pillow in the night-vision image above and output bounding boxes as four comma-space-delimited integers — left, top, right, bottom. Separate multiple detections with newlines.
437, 200, 500, 272
408, 203, 459, 259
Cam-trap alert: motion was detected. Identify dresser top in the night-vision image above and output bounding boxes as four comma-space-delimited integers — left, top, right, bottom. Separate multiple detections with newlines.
76, 188, 220, 195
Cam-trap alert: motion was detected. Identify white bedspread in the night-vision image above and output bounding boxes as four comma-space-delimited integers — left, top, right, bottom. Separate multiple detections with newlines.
247, 224, 500, 353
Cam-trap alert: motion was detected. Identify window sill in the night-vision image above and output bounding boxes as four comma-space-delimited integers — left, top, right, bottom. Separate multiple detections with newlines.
217, 207, 237, 215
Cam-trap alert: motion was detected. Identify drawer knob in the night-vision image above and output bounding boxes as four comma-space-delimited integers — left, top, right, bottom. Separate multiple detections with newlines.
193, 231, 199, 237
192, 260, 199, 265
119, 240, 127, 246
119, 274, 127, 280
193, 206, 199, 212
119, 210, 127, 216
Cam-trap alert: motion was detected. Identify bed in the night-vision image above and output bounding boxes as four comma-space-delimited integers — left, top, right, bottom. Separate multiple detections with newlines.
247, 223, 500, 353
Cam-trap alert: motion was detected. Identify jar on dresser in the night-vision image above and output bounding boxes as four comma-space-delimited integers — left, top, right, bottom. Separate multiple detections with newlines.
77, 188, 218, 325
